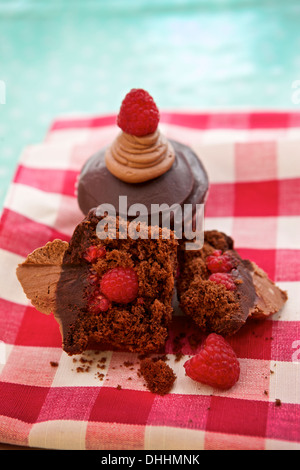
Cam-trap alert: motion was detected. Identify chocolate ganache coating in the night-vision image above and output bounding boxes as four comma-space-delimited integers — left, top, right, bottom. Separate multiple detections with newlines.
77, 139, 209, 227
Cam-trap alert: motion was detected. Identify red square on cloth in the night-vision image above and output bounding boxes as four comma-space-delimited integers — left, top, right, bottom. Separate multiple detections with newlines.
236, 248, 276, 281
14, 305, 62, 348
249, 112, 290, 129
228, 317, 274, 361
0, 382, 49, 423
89, 388, 155, 425
234, 180, 279, 217
206, 396, 269, 438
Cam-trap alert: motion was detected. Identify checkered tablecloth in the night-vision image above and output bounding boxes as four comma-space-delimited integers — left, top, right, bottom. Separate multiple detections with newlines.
0, 111, 299, 450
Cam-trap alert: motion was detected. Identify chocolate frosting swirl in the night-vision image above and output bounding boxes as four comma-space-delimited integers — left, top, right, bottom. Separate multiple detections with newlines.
105, 130, 175, 183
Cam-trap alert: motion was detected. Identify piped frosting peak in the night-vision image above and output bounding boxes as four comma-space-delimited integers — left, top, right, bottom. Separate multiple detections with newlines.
105, 129, 175, 183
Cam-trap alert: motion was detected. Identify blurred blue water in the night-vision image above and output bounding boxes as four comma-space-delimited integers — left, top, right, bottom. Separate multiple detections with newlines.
0, 0, 300, 208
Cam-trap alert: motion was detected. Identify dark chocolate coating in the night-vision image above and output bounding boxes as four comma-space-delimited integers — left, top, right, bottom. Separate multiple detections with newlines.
77, 139, 209, 226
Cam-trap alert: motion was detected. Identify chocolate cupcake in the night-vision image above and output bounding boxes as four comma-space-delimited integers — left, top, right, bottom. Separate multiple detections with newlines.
77, 89, 209, 233
16, 211, 178, 355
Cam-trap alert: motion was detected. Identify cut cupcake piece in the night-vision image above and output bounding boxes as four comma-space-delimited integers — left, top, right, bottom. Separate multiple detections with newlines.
17, 211, 178, 355
177, 230, 287, 336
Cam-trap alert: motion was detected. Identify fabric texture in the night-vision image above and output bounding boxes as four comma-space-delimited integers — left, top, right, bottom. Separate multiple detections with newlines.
0, 111, 299, 450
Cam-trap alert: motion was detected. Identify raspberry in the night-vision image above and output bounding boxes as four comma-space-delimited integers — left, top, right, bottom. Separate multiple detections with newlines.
209, 272, 236, 291
206, 250, 234, 273
184, 333, 240, 390
117, 88, 160, 136
84, 245, 106, 263
100, 267, 139, 304
89, 293, 111, 314
88, 271, 99, 286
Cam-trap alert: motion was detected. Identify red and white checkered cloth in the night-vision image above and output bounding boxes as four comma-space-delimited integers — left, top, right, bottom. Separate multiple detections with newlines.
0, 111, 299, 450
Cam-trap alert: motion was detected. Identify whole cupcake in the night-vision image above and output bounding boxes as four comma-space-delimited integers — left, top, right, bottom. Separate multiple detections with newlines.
77, 89, 209, 237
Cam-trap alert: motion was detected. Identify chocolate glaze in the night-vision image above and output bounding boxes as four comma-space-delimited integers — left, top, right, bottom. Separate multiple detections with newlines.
56, 265, 90, 354
227, 251, 257, 332
77, 139, 209, 227
55, 212, 97, 354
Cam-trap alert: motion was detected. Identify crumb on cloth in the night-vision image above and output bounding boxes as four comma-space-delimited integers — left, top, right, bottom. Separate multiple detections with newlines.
139, 357, 176, 395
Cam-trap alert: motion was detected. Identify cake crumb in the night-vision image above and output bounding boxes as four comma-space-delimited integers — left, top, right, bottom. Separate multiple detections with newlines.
50, 361, 59, 367
175, 352, 184, 362
139, 357, 176, 395
124, 361, 134, 368
80, 357, 93, 365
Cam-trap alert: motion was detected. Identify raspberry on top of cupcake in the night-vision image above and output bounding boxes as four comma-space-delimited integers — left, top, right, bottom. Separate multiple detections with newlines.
117, 88, 160, 137
105, 88, 175, 184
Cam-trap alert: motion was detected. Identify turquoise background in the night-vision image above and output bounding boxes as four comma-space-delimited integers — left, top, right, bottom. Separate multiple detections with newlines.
1, 0, 300, 210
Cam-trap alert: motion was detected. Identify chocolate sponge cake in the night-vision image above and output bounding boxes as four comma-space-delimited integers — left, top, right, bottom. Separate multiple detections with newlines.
17, 211, 178, 355
177, 231, 288, 336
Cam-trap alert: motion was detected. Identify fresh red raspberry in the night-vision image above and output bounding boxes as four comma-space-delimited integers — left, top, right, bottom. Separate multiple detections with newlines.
100, 267, 139, 304
84, 245, 106, 263
117, 88, 160, 136
89, 293, 111, 314
209, 272, 236, 291
184, 333, 240, 390
206, 250, 234, 273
